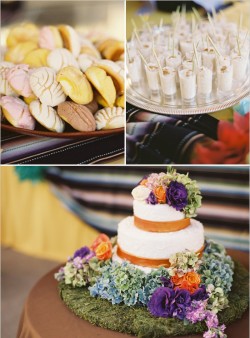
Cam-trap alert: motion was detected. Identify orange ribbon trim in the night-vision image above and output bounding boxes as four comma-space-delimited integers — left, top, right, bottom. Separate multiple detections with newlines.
117, 244, 205, 268
134, 216, 191, 232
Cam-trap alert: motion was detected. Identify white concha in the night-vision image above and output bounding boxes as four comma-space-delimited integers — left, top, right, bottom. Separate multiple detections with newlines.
117, 216, 204, 260
29, 67, 66, 107
47, 48, 79, 72
29, 100, 65, 132
0, 62, 17, 96
133, 200, 185, 222
78, 54, 97, 72
94, 106, 124, 130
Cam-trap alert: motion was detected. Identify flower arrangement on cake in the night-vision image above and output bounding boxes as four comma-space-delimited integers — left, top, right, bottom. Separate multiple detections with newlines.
55, 168, 249, 338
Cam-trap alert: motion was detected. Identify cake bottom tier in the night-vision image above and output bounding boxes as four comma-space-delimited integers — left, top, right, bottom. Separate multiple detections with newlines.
117, 216, 204, 260
59, 260, 249, 338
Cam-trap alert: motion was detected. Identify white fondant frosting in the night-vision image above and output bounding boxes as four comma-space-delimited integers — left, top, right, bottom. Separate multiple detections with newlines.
133, 200, 185, 222
117, 216, 204, 259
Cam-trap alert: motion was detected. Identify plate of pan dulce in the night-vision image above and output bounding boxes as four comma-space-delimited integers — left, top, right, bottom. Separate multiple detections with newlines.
1, 23, 124, 138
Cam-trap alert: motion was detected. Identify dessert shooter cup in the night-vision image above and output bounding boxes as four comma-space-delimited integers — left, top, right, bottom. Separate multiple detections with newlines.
127, 55, 142, 86
180, 39, 193, 55
197, 66, 213, 98
145, 63, 160, 93
217, 64, 233, 93
140, 42, 152, 59
178, 66, 197, 102
202, 48, 216, 72
165, 53, 182, 84
159, 66, 177, 96
165, 53, 182, 69
232, 54, 248, 82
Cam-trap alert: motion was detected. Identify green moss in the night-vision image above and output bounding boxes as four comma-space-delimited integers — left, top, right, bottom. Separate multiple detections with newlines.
59, 261, 249, 338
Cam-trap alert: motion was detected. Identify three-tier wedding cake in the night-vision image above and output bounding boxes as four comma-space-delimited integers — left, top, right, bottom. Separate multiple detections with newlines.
55, 169, 248, 338
114, 173, 204, 271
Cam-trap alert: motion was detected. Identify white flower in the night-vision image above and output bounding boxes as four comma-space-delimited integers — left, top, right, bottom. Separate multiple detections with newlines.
131, 185, 151, 201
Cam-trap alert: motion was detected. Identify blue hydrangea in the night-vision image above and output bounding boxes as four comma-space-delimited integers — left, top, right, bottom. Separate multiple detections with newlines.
199, 240, 234, 295
89, 261, 169, 306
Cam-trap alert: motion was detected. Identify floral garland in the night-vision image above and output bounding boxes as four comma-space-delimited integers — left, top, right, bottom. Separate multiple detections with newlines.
131, 167, 202, 218
55, 235, 234, 338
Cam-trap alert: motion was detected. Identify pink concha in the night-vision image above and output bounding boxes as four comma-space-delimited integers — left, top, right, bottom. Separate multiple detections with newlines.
6, 64, 33, 98
0, 95, 35, 130
39, 26, 56, 50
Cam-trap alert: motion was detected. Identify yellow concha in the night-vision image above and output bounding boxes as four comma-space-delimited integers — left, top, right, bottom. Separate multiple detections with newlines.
94, 59, 124, 95
80, 46, 101, 59
23, 48, 50, 68
4, 42, 38, 63
56, 66, 93, 104
96, 38, 117, 53
58, 25, 81, 57
6, 23, 39, 48
95, 92, 109, 107
115, 95, 124, 108
102, 41, 124, 61
85, 66, 116, 108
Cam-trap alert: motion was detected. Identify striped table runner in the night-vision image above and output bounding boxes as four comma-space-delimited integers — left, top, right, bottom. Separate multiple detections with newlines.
1, 130, 124, 164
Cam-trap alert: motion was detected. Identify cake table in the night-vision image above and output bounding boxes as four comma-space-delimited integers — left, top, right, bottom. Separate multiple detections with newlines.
17, 249, 249, 338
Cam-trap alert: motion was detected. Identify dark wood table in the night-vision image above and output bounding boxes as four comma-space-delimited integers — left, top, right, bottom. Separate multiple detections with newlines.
17, 249, 249, 338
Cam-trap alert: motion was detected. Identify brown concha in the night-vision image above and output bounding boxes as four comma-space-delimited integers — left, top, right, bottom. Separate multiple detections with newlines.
57, 101, 96, 132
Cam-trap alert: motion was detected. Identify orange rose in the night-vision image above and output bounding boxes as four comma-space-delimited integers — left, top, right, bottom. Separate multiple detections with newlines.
91, 233, 110, 251
95, 241, 112, 260
177, 280, 199, 294
154, 186, 166, 203
171, 274, 185, 286
184, 272, 201, 285
140, 179, 148, 186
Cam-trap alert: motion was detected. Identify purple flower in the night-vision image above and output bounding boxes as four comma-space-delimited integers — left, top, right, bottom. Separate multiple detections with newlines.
84, 251, 96, 261
148, 287, 175, 318
174, 289, 191, 308
166, 181, 188, 211
148, 287, 191, 320
203, 330, 217, 338
160, 277, 174, 288
205, 312, 219, 329
191, 285, 209, 302
185, 300, 207, 323
73, 257, 82, 269
173, 305, 186, 320
73, 246, 91, 259
147, 191, 158, 205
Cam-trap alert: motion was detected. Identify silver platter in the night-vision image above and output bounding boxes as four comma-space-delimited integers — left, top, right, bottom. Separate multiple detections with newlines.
126, 74, 250, 115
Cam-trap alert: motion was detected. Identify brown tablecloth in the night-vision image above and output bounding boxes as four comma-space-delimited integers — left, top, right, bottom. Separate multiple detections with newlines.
17, 249, 249, 338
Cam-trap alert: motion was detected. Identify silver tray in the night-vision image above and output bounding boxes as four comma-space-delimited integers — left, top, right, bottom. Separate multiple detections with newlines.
126, 73, 250, 115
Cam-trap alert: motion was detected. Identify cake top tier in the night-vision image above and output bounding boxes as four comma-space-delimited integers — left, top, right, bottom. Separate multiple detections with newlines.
131, 168, 202, 218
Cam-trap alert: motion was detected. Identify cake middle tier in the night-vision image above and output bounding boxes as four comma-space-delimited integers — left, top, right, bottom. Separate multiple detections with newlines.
117, 216, 204, 259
